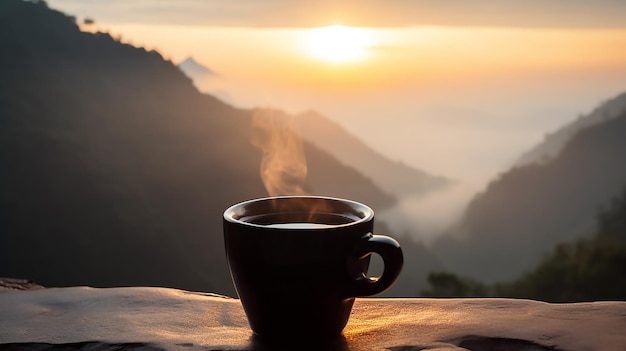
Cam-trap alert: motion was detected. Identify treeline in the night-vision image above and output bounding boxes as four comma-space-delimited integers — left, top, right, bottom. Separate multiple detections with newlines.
422, 187, 626, 302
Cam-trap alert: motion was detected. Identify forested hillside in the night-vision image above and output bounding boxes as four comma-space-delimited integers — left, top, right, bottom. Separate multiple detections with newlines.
433, 100, 626, 284
422, 187, 626, 302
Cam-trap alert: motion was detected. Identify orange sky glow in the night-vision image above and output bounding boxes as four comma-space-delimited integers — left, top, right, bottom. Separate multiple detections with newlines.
53, 0, 626, 187
92, 23, 626, 85
76, 21, 625, 181
45, 0, 626, 237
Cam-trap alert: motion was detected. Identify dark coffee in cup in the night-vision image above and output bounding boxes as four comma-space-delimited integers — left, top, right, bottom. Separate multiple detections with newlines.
223, 196, 403, 341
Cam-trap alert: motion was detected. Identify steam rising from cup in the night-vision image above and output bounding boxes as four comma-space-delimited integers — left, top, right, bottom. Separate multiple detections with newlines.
251, 109, 309, 197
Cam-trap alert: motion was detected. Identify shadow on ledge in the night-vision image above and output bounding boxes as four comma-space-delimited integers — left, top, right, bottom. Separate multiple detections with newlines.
455, 335, 562, 351
0, 336, 564, 351
390, 335, 562, 351
247, 334, 349, 351
0, 342, 164, 351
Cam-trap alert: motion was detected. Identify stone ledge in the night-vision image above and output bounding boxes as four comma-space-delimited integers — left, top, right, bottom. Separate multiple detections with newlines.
0, 278, 44, 292
0, 286, 624, 350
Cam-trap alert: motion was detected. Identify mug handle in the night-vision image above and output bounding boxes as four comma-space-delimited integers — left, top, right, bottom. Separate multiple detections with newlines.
344, 233, 403, 297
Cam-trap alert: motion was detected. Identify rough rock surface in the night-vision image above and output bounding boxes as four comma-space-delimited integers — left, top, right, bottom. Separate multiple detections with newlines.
0, 278, 44, 292
0, 287, 624, 350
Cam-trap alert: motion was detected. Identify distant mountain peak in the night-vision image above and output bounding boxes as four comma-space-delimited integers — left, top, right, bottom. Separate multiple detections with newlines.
177, 56, 217, 78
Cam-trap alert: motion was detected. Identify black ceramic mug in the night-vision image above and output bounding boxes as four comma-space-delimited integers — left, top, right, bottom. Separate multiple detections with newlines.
223, 196, 403, 340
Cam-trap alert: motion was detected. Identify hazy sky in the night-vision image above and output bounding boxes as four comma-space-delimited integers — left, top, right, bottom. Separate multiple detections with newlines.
47, 0, 626, 28
46, 0, 626, 188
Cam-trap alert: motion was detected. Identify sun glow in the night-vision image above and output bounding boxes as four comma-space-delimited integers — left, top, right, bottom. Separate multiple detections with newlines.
301, 25, 374, 63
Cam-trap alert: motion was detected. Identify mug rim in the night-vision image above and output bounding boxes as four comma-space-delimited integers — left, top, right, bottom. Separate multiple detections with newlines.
223, 195, 374, 229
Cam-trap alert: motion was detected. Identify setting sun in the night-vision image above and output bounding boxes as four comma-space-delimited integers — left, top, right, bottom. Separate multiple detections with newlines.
301, 25, 374, 63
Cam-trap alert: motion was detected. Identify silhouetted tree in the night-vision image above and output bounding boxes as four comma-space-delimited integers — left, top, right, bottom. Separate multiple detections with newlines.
597, 187, 626, 241
493, 237, 626, 302
420, 272, 489, 298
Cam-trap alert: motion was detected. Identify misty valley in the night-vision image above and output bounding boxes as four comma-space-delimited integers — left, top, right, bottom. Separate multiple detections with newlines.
2, 0, 626, 302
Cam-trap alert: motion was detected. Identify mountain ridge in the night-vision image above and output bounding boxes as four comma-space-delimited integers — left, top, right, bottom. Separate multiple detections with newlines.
0, 0, 404, 295
295, 110, 451, 199
433, 96, 626, 283
516, 92, 626, 166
